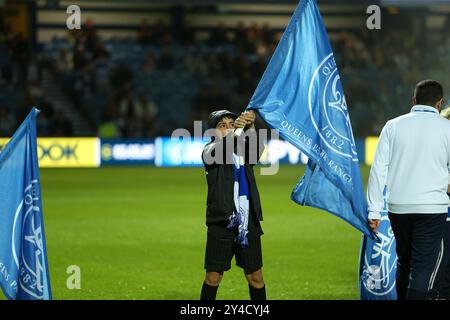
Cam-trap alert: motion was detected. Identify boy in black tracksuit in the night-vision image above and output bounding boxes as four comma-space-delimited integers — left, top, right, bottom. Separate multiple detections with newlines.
200, 109, 266, 300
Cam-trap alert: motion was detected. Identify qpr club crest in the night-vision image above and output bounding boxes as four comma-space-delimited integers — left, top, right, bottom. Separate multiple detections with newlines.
11, 180, 46, 299
361, 214, 397, 297
308, 53, 358, 162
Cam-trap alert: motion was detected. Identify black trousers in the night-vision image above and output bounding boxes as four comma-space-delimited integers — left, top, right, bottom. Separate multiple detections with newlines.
430, 220, 450, 299
389, 212, 447, 300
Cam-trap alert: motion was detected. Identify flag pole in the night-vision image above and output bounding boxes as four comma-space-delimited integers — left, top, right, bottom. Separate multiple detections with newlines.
234, 110, 256, 136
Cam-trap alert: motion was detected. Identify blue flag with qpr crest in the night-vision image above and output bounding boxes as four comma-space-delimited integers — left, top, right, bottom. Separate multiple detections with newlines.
359, 187, 397, 300
247, 0, 375, 239
0, 108, 52, 300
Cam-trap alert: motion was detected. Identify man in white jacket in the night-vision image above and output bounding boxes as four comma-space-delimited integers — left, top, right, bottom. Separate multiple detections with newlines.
367, 80, 450, 300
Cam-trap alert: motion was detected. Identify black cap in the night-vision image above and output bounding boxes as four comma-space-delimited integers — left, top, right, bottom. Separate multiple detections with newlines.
207, 110, 237, 129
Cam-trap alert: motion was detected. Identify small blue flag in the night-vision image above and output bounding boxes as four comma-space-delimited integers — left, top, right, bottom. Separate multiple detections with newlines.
0, 108, 52, 300
247, 0, 375, 239
359, 187, 397, 300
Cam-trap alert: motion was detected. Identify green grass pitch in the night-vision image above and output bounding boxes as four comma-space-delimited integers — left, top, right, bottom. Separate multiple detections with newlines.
1, 165, 372, 300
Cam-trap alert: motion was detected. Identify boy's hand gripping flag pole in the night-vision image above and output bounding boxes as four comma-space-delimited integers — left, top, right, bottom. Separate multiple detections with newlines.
238, 0, 376, 240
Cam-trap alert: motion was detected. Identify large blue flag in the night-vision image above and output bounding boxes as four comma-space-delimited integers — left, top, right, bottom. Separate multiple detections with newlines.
0, 108, 52, 300
359, 187, 397, 300
247, 0, 375, 239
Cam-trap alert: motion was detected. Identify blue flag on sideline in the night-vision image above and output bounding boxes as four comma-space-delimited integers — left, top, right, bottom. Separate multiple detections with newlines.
359, 187, 397, 300
0, 108, 52, 300
246, 0, 375, 239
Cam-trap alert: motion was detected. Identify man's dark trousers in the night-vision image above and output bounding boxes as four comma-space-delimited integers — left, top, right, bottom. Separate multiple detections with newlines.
429, 220, 450, 299
389, 213, 447, 300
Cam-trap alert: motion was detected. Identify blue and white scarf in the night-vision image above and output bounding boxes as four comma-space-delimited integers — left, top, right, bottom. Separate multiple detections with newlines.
227, 153, 250, 247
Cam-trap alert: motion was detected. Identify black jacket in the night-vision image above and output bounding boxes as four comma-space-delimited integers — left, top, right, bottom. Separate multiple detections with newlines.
202, 129, 265, 226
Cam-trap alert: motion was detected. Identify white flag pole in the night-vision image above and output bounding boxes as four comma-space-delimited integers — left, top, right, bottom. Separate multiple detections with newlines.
234, 128, 244, 136
234, 110, 255, 136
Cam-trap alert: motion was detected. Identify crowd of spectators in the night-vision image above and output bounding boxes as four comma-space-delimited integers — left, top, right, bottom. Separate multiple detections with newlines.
47, 14, 450, 139
6, 12, 450, 139
0, 16, 74, 137
47, 19, 281, 138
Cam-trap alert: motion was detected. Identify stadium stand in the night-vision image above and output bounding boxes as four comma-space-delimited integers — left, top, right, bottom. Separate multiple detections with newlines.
2, 1, 450, 138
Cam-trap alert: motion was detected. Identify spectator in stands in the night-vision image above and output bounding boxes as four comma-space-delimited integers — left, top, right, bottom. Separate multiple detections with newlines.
0, 15, 76, 137
98, 113, 121, 139
73, 44, 88, 70
74, 65, 94, 99
55, 48, 73, 75
134, 93, 158, 122
38, 11, 450, 139
141, 96, 160, 138
84, 19, 101, 54
27, 55, 42, 84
